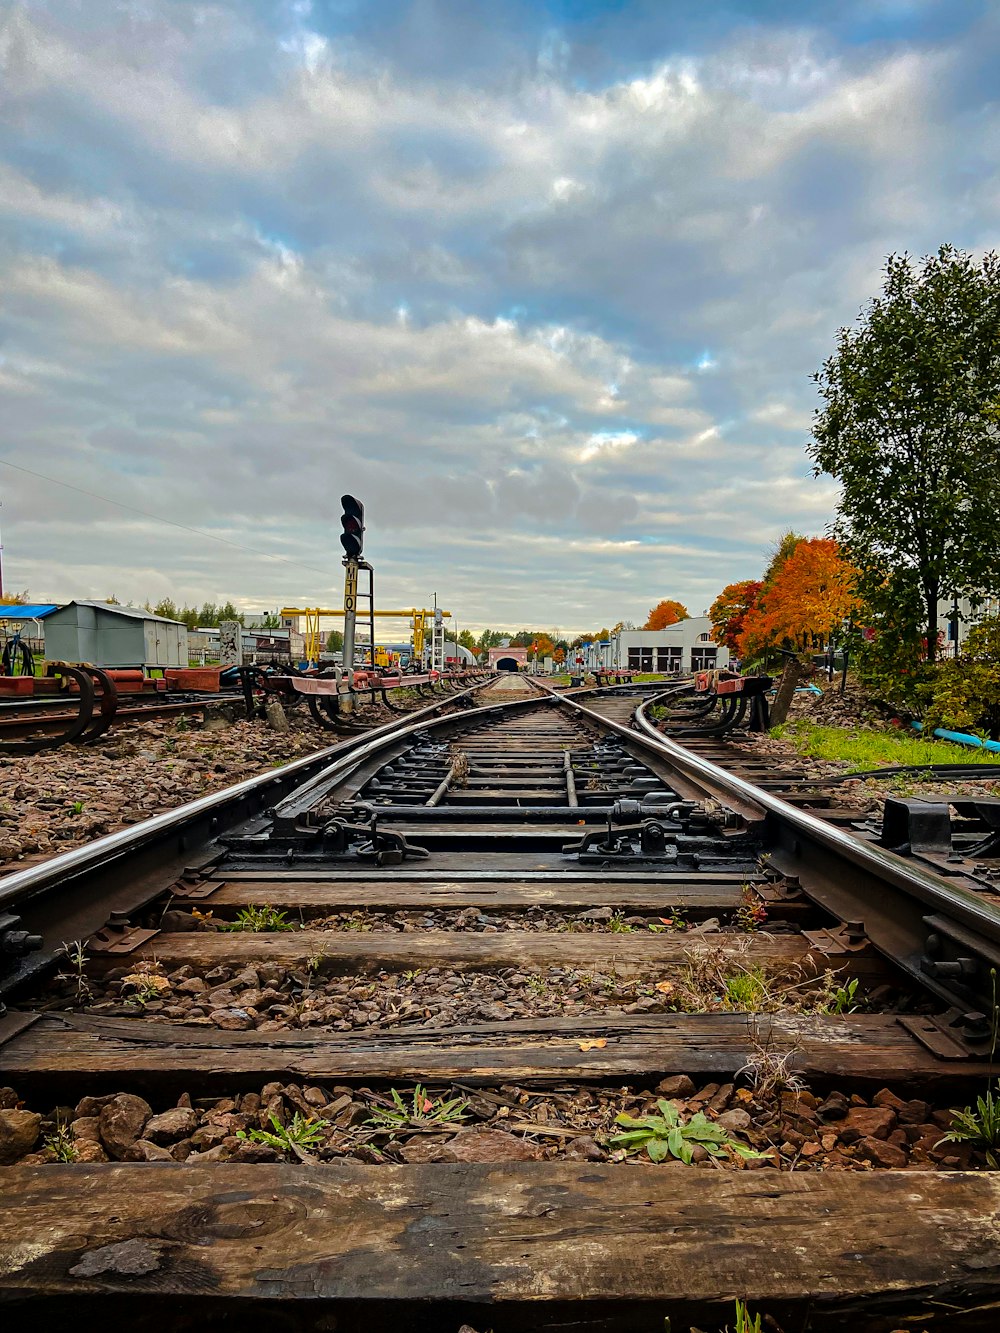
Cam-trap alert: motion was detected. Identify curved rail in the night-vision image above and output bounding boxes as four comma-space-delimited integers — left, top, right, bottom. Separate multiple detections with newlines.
619, 689, 1000, 1023
524, 673, 1000, 1024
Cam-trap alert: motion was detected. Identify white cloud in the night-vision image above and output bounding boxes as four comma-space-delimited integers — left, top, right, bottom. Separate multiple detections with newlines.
1, 1, 997, 629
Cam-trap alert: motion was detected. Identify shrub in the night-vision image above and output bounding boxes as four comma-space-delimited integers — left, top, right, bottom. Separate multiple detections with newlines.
919, 616, 1000, 740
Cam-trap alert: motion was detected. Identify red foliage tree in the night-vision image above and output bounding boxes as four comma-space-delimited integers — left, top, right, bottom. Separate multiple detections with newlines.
709, 581, 762, 654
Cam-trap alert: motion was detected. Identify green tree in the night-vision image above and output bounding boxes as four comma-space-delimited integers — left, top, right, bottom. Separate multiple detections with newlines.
258, 611, 281, 630
761, 531, 805, 590
217, 601, 244, 625
457, 629, 477, 652
197, 602, 219, 627
178, 604, 200, 630
153, 597, 179, 621
810, 245, 1000, 661
326, 629, 344, 653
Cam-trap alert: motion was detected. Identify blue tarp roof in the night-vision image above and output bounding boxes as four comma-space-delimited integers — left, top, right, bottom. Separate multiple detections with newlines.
0, 604, 59, 620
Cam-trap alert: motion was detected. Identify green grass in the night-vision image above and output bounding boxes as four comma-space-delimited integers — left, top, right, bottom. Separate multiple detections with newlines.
772, 718, 1000, 771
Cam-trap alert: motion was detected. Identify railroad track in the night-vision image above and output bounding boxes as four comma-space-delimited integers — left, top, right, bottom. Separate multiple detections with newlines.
2, 673, 1000, 1329
0, 689, 248, 745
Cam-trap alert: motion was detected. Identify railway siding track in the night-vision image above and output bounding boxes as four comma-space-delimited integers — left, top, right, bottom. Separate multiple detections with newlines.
3, 674, 1000, 1329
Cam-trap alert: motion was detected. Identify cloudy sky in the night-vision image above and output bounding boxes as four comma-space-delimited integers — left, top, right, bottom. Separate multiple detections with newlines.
1, 1, 997, 634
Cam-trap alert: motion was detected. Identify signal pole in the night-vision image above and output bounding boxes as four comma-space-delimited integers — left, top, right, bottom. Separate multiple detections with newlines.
342, 557, 359, 673
338, 495, 365, 690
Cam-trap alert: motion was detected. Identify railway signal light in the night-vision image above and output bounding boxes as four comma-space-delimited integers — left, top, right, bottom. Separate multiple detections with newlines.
340, 495, 365, 559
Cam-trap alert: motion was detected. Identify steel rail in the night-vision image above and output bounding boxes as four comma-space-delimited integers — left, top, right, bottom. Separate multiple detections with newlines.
0, 676, 501, 997
522, 676, 1000, 1023
611, 687, 1000, 1024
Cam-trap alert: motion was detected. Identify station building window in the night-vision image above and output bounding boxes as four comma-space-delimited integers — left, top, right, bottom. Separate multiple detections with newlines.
627, 648, 654, 671
657, 647, 683, 673
691, 647, 717, 671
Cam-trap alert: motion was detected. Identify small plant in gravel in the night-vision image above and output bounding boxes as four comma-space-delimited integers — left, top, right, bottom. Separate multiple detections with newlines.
937, 1083, 1000, 1166
58, 939, 91, 1005
734, 886, 768, 932
608, 1098, 765, 1164
220, 904, 296, 932
736, 1020, 806, 1100
237, 1110, 330, 1155
731, 1300, 764, 1333
646, 910, 687, 933
608, 911, 634, 934
342, 912, 372, 932
722, 965, 772, 1011
122, 972, 172, 1006
817, 976, 860, 1015
43, 1118, 77, 1162
70, 800, 85, 815
366, 1085, 470, 1132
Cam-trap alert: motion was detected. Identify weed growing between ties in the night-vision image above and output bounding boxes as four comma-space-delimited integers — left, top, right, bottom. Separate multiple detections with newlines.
662, 1299, 767, 1333
366, 1085, 470, 1132
219, 904, 298, 932
734, 885, 768, 932
237, 1110, 330, 1158
939, 969, 1000, 1169
57, 939, 91, 1005
736, 1019, 807, 1101
608, 1098, 767, 1164
41, 1117, 77, 1163
121, 969, 172, 1007
938, 1082, 1000, 1167
670, 943, 863, 1017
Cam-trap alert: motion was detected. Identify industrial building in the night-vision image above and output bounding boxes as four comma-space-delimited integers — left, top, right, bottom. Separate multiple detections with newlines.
577, 617, 729, 674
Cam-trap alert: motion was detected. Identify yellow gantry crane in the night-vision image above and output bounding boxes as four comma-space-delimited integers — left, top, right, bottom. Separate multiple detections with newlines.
280, 607, 451, 666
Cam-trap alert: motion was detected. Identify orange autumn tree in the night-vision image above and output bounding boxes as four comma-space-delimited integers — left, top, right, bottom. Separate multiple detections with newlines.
644, 599, 689, 630
738, 539, 859, 659
709, 580, 762, 653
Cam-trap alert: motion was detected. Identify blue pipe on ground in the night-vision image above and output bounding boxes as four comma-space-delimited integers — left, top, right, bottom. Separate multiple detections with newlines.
909, 719, 1000, 754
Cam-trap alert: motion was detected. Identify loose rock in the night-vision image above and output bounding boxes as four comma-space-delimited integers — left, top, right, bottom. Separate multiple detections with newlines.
0, 1109, 41, 1163
98, 1093, 152, 1160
